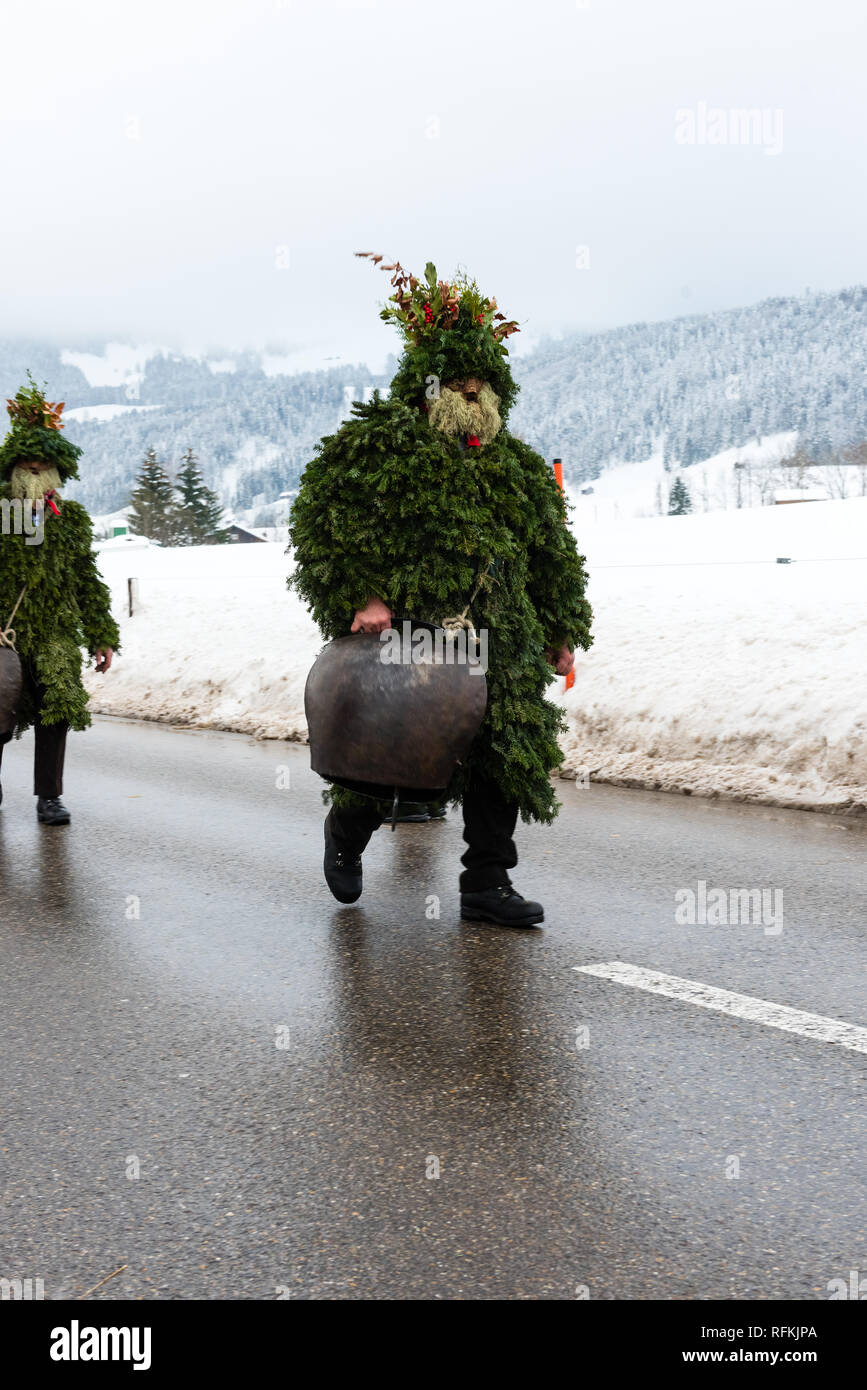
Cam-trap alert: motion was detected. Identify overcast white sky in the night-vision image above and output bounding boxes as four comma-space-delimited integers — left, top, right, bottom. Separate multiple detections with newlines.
1, 0, 864, 369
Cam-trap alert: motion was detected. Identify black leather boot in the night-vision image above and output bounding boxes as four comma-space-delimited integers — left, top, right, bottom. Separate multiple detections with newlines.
37, 797, 71, 826
460, 884, 544, 927
323, 815, 363, 903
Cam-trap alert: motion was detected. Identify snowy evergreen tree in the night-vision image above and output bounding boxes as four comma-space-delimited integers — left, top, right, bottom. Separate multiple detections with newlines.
128, 449, 179, 544
174, 448, 230, 545
668, 475, 693, 515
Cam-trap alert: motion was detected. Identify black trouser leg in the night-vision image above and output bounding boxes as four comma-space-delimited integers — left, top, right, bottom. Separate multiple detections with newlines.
0, 658, 69, 801
327, 800, 384, 856
34, 721, 68, 799
0, 721, 67, 798
460, 772, 519, 892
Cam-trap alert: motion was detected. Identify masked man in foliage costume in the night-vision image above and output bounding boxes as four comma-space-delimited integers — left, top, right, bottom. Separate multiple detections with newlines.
290, 258, 592, 926
0, 377, 119, 825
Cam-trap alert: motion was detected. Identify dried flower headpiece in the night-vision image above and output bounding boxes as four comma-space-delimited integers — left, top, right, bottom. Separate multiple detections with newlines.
6, 372, 66, 431
355, 253, 520, 347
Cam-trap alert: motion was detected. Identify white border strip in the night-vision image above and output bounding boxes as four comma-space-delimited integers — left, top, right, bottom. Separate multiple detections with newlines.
574, 961, 867, 1055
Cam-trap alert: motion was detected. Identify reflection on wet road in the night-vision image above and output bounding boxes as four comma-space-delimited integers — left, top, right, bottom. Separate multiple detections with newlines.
0, 717, 864, 1299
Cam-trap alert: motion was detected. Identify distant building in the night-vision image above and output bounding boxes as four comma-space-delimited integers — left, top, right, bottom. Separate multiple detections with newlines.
227, 522, 268, 543
773, 487, 829, 505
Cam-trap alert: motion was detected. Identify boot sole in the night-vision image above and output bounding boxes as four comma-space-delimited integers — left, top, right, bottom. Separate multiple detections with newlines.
325, 884, 362, 904
461, 906, 544, 928
38, 815, 71, 825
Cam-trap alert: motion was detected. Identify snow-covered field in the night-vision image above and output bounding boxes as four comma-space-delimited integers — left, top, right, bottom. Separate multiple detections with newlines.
566, 432, 800, 523
60, 344, 165, 391
84, 498, 867, 814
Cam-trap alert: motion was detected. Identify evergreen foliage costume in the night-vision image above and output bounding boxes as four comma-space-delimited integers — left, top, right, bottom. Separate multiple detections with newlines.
0, 377, 120, 743
290, 259, 592, 828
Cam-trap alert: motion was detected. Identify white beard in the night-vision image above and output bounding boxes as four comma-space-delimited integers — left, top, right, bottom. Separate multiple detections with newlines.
9, 465, 63, 502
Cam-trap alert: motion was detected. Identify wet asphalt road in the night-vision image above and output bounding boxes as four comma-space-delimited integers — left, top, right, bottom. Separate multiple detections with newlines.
0, 716, 865, 1301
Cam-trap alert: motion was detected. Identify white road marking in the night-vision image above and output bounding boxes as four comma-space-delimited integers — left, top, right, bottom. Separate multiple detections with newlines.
574, 961, 867, 1055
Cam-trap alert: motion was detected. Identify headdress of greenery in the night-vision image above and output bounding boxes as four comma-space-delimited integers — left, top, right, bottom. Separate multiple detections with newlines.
355, 253, 521, 417
0, 371, 82, 481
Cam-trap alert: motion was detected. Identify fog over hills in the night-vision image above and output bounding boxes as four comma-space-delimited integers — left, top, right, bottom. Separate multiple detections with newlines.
2, 284, 865, 516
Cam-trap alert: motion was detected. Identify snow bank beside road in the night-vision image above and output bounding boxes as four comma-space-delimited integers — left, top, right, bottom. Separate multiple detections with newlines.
85, 542, 315, 742
84, 499, 867, 813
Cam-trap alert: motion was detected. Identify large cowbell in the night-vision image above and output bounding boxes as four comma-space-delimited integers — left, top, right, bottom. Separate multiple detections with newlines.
305, 622, 487, 803
0, 648, 23, 738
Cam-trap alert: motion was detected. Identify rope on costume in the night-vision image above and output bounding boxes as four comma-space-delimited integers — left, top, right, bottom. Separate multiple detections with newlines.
440, 560, 494, 642
0, 586, 27, 652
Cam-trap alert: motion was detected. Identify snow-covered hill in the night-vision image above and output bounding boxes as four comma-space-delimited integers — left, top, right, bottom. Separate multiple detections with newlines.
2, 283, 866, 517
565, 432, 799, 522
512, 284, 867, 475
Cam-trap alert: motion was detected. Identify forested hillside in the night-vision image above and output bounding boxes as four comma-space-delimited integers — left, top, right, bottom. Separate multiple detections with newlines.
512, 285, 867, 476
1, 285, 864, 513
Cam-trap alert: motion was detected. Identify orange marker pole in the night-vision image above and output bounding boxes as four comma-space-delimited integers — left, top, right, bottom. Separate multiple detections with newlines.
551, 458, 575, 690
